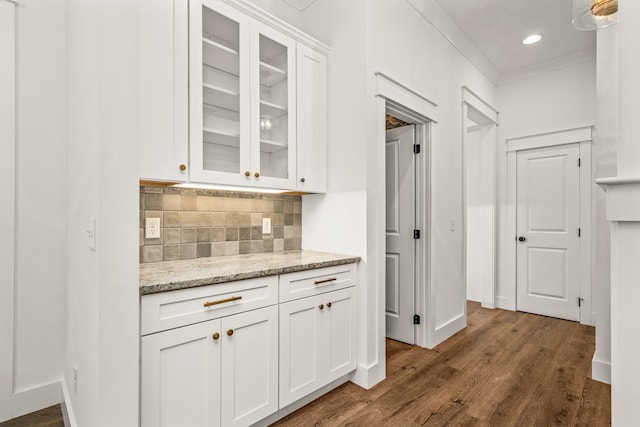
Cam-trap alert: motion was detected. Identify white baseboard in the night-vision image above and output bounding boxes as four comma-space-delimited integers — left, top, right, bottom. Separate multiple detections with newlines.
495, 296, 514, 310
4, 380, 62, 422
253, 375, 350, 426
60, 378, 78, 427
349, 361, 384, 390
592, 357, 611, 385
430, 313, 466, 348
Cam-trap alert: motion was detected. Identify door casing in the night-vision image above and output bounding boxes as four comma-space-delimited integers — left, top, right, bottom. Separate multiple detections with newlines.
505, 127, 593, 325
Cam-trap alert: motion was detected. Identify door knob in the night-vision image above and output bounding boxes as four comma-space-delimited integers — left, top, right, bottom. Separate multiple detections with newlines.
518, 236, 526, 242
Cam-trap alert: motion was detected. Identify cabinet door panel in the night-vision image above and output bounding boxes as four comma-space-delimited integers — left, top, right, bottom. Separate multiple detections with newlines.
250, 22, 297, 189
190, 0, 252, 185
221, 306, 279, 426
279, 295, 323, 408
141, 319, 221, 427
140, 0, 189, 182
296, 44, 327, 193
324, 287, 357, 383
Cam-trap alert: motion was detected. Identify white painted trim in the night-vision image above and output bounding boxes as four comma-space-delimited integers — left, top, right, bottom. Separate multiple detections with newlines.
506, 135, 594, 325
374, 72, 439, 123
580, 141, 594, 326
596, 179, 640, 222
405, 0, 501, 85
219, 0, 330, 54
254, 375, 349, 426
373, 73, 435, 357
499, 47, 597, 86
3, 381, 62, 422
506, 126, 593, 152
431, 313, 465, 348
349, 361, 385, 390
61, 378, 78, 427
495, 295, 511, 310
0, 1, 15, 422
592, 357, 611, 385
462, 86, 498, 124
462, 89, 499, 312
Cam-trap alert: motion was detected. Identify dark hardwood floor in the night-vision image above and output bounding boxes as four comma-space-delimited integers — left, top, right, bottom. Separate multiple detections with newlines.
0, 405, 63, 427
272, 301, 611, 426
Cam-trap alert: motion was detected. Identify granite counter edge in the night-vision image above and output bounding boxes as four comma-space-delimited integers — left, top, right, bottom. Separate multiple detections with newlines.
140, 256, 361, 295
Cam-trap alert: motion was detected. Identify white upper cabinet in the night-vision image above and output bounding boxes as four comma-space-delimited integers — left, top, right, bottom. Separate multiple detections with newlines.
296, 44, 327, 193
140, 0, 329, 191
190, 0, 298, 189
139, 0, 189, 182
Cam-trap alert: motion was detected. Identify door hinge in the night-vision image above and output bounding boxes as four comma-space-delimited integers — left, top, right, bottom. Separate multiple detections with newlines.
578, 158, 581, 167
413, 229, 421, 239
414, 144, 421, 154
578, 297, 584, 307
578, 228, 581, 237
413, 314, 421, 325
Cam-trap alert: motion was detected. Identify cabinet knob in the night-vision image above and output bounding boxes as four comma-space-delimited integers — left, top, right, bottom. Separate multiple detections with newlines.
319, 304, 324, 310
300, 177, 305, 183
245, 171, 251, 177
254, 172, 260, 178
179, 164, 187, 171
212, 332, 220, 340
227, 329, 234, 336
327, 302, 332, 308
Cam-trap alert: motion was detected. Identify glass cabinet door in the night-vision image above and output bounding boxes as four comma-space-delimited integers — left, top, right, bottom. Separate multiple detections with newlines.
190, 0, 250, 184
251, 24, 296, 188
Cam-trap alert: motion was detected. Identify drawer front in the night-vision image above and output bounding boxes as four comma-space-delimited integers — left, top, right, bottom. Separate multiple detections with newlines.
141, 276, 278, 335
279, 263, 357, 303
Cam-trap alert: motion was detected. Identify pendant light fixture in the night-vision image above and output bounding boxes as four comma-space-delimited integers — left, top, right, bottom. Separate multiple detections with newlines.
572, 0, 618, 30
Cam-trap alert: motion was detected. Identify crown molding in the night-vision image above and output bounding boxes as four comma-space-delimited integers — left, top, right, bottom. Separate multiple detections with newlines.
498, 47, 597, 86
405, 0, 501, 85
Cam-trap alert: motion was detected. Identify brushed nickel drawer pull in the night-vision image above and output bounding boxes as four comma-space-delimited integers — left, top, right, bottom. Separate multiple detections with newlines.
203, 296, 242, 308
314, 277, 337, 285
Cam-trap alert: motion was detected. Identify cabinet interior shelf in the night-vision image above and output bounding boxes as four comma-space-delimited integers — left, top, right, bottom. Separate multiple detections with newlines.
203, 128, 240, 148
203, 34, 238, 55
203, 37, 239, 77
203, 82, 239, 97
260, 139, 287, 153
260, 100, 287, 118
259, 61, 287, 87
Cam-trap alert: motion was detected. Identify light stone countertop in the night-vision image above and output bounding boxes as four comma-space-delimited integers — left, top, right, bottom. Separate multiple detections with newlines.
139, 250, 361, 295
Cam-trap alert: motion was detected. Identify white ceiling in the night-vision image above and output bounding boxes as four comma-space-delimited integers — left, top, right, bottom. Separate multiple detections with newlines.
432, 0, 596, 76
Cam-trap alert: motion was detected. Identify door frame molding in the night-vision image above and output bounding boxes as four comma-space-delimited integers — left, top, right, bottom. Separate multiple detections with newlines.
505, 126, 593, 325
373, 71, 434, 352
461, 87, 499, 312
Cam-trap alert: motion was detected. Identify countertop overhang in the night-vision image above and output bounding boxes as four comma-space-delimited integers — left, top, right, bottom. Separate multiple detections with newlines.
139, 250, 361, 295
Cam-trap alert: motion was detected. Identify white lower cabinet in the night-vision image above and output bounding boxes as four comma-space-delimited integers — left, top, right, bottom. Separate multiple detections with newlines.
279, 287, 356, 408
141, 305, 278, 427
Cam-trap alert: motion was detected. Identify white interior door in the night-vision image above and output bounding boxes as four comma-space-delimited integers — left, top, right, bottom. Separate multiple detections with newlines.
385, 125, 415, 344
516, 143, 580, 321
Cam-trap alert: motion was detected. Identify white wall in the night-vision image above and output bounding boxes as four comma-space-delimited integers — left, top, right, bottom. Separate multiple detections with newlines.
592, 25, 617, 385
296, 0, 497, 387
65, 1, 140, 426
0, 0, 67, 421
496, 60, 597, 310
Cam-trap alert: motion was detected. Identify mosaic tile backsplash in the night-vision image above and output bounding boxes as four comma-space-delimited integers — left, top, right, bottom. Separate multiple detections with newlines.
140, 186, 302, 263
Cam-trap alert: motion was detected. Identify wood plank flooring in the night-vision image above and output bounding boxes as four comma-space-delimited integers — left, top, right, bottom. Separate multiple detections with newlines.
0, 405, 63, 427
272, 302, 611, 427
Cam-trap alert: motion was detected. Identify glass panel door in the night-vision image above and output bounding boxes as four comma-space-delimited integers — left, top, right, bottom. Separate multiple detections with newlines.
200, 5, 244, 175
252, 24, 296, 188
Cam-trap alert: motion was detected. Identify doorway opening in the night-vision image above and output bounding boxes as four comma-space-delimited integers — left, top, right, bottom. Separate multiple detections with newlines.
383, 102, 429, 348
463, 104, 498, 310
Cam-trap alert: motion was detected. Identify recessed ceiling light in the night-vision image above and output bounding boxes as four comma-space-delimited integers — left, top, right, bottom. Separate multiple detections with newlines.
522, 34, 542, 45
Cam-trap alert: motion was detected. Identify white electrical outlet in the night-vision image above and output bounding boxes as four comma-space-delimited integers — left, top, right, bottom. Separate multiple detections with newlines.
146, 218, 161, 239
450, 217, 456, 232
262, 217, 272, 234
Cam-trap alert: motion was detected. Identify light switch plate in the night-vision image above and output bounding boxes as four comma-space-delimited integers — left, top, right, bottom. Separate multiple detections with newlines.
262, 217, 272, 234
146, 217, 161, 239
87, 217, 96, 251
